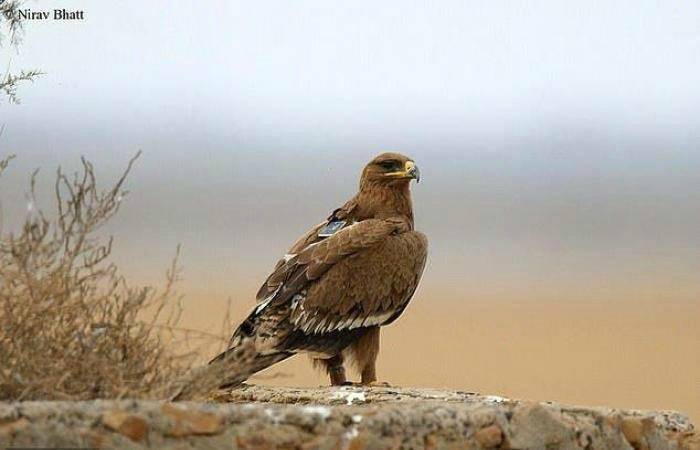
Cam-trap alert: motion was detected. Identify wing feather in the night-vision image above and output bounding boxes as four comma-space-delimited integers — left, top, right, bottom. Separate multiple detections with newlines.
256, 218, 408, 303
255, 198, 359, 302
246, 212, 426, 357
289, 230, 428, 335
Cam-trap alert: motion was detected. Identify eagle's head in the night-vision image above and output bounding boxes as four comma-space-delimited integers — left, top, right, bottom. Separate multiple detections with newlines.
360, 152, 420, 189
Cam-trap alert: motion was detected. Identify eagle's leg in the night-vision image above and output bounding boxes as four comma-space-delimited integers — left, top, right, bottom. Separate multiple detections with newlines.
351, 326, 380, 385
361, 364, 377, 384
322, 354, 347, 386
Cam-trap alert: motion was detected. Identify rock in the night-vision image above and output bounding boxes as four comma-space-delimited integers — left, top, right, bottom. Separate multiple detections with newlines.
621, 417, 650, 450
79, 427, 107, 448
101, 410, 149, 442
0, 417, 29, 437
0, 387, 694, 449
235, 434, 273, 450
473, 424, 502, 448
162, 403, 224, 437
681, 431, 700, 450
505, 403, 574, 448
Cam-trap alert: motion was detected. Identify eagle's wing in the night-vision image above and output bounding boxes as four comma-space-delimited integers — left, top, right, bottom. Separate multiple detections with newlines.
255, 199, 358, 303
254, 220, 327, 303
289, 228, 428, 335
248, 216, 427, 355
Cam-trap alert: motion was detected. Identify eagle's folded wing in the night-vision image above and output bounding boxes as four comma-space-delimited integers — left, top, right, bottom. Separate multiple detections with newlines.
290, 229, 428, 335
254, 220, 328, 302
255, 199, 359, 303
250, 216, 426, 347
256, 218, 407, 302
226, 216, 427, 360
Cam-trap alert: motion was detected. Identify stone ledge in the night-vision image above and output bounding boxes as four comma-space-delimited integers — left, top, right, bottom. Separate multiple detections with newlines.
0, 386, 696, 449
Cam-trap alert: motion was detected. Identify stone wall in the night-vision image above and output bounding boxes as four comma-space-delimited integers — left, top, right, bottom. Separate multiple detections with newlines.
0, 386, 696, 449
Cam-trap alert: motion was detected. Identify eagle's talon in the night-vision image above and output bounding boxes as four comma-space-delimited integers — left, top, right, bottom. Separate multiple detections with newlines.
339, 381, 384, 388
363, 381, 392, 388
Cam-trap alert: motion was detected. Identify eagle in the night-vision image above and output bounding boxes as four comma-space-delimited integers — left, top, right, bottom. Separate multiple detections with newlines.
210, 152, 428, 387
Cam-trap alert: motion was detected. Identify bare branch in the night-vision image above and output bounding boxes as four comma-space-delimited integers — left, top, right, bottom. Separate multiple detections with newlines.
0, 153, 15, 178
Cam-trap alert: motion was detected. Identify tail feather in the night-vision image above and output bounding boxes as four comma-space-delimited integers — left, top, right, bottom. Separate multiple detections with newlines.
169, 338, 292, 401
209, 337, 293, 389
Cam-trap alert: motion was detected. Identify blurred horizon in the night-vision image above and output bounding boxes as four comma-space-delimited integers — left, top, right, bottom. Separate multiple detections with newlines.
0, 0, 698, 420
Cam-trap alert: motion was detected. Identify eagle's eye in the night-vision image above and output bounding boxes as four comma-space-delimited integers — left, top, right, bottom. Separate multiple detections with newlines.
378, 160, 399, 171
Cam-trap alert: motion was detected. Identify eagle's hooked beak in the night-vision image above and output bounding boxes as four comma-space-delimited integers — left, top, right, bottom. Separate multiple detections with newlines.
406, 160, 420, 183
386, 160, 421, 183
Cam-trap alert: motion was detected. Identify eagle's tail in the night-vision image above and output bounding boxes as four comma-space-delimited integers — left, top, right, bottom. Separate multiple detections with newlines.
208, 338, 292, 388
168, 338, 291, 401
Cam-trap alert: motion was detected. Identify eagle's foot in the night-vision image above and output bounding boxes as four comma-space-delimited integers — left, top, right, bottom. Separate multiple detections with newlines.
363, 381, 392, 388
340, 381, 393, 388
328, 366, 347, 386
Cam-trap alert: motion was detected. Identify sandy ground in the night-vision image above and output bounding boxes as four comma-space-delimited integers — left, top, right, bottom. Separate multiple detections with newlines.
176, 290, 699, 423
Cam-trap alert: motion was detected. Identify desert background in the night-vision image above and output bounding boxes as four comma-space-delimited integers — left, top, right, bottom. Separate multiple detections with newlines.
1, 0, 698, 422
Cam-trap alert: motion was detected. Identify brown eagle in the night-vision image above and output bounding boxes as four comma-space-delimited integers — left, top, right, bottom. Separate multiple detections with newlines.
211, 152, 427, 387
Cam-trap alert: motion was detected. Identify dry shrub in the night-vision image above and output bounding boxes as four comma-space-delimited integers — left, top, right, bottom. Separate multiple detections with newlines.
0, 153, 234, 400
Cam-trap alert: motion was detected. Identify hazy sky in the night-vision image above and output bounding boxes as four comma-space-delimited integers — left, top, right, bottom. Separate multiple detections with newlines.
1, 1, 699, 310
